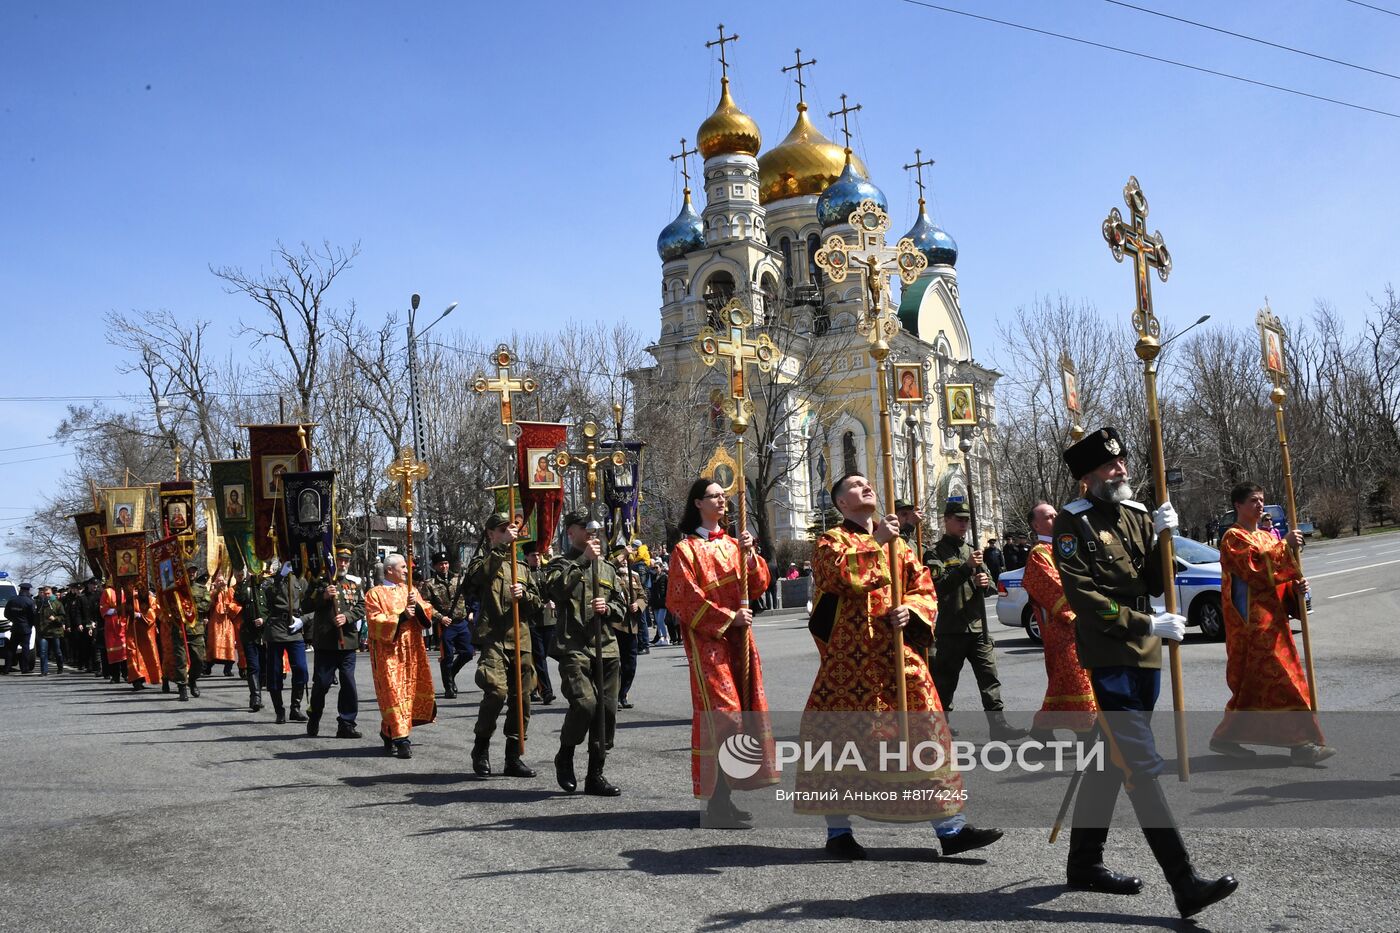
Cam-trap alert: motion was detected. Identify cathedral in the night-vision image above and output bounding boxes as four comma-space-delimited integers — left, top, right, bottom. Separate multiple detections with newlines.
641, 39, 1002, 549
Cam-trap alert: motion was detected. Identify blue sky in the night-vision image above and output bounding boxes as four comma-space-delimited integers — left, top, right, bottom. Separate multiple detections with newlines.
3, 0, 1398, 561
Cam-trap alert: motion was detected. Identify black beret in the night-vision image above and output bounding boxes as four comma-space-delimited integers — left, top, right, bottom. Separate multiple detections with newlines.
1064, 427, 1127, 480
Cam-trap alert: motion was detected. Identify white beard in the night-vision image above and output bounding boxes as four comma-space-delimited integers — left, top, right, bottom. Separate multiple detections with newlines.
1090, 477, 1133, 504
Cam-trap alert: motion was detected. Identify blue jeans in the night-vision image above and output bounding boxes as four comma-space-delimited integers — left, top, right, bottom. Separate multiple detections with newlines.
310, 647, 357, 724
652, 608, 668, 642
242, 637, 264, 688
266, 640, 308, 693
38, 636, 63, 674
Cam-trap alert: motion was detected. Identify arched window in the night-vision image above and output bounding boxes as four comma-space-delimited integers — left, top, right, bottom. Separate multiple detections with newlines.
779, 237, 793, 288
842, 431, 857, 477
703, 271, 736, 311
807, 233, 823, 287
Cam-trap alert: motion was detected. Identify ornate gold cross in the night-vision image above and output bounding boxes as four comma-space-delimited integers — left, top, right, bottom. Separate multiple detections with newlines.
1102, 175, 1172, 349
553, 420, 627, 518
813, 201, 927, 360
386, 446, 430, 517
473, 344, 537, 426
694, 298, 777, 434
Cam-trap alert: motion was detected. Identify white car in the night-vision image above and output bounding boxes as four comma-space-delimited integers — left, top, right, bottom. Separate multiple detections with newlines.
995, 535, 1225, 643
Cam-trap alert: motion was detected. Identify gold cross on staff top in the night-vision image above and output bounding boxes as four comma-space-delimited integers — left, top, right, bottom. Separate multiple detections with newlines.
695, 298, 777, 435
553, 419, 627, 515
1102, 175, 1172, 345
473, 343, 538, 426
813, 201, 927, 359
386, 446, 430, 516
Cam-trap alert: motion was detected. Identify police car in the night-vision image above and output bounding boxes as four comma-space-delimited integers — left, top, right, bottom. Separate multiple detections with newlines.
995, 535, 1225, 643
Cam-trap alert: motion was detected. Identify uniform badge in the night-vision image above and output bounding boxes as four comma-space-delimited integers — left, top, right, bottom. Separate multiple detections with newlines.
1098, 529, 1115, 547
1104, 435, 1122, 455
1056, 533, 1078, 558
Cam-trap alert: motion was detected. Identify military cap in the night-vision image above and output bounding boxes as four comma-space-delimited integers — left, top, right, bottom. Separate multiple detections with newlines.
484, 512, 513, 531
18, 582, 31, 590
562, 510, 590, 529
1064, 426, 1127, 480
521, 541, 539, 556
894, 499, 915, 511
944, 500, 971, 518
335, 547, 353, 559
429, 550, 450, 564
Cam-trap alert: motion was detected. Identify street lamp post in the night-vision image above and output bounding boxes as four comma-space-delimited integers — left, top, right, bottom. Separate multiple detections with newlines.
406, 293, 458, 567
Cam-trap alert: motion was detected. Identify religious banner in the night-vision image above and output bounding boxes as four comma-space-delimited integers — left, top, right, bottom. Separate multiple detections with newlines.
149, 533, 197, 633
516, 421, 568, 552
103, 487, 147, 534
202, 498, 226, 577
158, 480, 197, 561
602, 439, 644, 546
281, 470, 336, 578
74, 511, 107, 578
209, 459, 258, 574
489, 484, 536, 548
245, 424, 313, 564
104, 530, 149, 589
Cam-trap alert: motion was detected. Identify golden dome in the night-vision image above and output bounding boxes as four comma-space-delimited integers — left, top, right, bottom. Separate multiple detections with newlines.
697, 77, 762, 159
758, 103, 869, 205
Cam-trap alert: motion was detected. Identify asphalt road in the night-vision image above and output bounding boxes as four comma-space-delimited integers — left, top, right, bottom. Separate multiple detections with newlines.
2, 532, 1397, 933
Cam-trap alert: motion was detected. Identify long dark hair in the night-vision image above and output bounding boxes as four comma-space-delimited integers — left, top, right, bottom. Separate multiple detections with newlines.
678, 477, 718, 536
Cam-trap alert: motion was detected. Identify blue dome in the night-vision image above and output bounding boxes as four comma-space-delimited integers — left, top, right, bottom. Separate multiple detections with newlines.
657, 192, 705, 261
904, 204, 958, 267
816, 155, 888, 229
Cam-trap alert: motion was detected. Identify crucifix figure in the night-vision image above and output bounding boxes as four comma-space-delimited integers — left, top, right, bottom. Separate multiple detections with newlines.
695, 298, 777, 435
828, 94, 861, 149
781, 48, 817, 105
813, 201, 927, 354
705, 23, 739, 78
1102, 175, 1172, 345
386, 445, 430, 585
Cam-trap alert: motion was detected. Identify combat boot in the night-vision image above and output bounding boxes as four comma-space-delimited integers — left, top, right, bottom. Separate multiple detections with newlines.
248, 682, 262, 712
177, 683, 189, 702
288, 685, 308, 722
270, 690, 286, 724
584, 744, 620, 797
1143, 826, 1238, 918
988, 711, 1029, 742
471, 735, 492, 776
306, 707, 322, 737
1066, 827, 1144, 894
189, 678, 201, 698
504, 738, 537, 778
440, 657, 457, 699
555, 744, 577, 793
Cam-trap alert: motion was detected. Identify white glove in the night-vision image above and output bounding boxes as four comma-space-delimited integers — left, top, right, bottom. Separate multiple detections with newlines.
1149, 611, 1186, 642
289, 616, 304, 634
1151, 502, 1179, 536
279, 563, 294, 578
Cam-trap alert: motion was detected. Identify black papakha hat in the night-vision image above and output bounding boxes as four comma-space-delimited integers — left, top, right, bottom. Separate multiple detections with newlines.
429, 551, 450, 564
1064, 426, 1127, 480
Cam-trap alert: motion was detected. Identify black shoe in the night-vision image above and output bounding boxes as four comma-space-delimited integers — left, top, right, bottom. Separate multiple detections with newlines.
162, 681, 171, 694
275, 708, 287, 724
444, 684, 458, 699
189, 683, 200, 698
555, 746, 578, 793
940, 825, 1004, 857
1067, 864, 1145, 895
224, 664, 234, 677
618, 697, 634, 709
541, 694, 556, 705
249, 694, 263, 713
381, 731, 394, 752
584, 747, 620, 796
471, 737, 492, 777
1172, 871, 1239, 919
177, 684, 189, 702
824, 832, 867, 861
702, 798, 753, 830
504, 738, 537, 778
394, 739, 413, 760
306, 712, 321, 737
336, 721, 362, 739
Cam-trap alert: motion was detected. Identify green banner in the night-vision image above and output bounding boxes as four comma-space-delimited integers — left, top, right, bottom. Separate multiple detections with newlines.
209, 459, 260, 574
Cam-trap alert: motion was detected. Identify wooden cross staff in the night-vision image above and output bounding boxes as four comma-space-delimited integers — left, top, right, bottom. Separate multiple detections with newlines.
473, 343, 536, 752
814, 200, 927, 721
1102, 175, 1188, 781
694, 298, 777, 621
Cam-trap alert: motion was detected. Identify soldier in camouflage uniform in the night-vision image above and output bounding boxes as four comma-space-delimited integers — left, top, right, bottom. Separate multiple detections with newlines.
465, 514, 540, 778
544, 511, 627, 796
168, 564, 210, 701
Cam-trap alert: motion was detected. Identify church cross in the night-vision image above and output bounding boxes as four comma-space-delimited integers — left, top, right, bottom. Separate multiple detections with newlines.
694, 298, 777, 434
828, 94, 862, 150
705, 24, 740, 78
386, 446, 430, 517
1102, 175, 1172, 342
813, 203, 928, 356
472, 343, 537, 427
903, 148, 936, 204
782, 48, 817, 105
670, 137, 699, 190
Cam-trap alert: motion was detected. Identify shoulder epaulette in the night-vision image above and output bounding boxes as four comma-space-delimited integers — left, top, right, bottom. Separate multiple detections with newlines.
1121, 499, 1149, 513
1063, 498, 1092, 515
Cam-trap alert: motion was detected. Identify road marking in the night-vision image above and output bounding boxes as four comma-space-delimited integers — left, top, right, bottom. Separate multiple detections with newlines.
1307, 558, 1400, 581
1373, 547, 1400, 556
1317, 555, 1368, 564
1327, 588, 1375, 600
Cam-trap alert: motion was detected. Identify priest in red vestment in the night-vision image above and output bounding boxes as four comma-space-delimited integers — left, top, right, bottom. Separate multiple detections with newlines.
100, 583, 130, 684
365, 553, 436, 759
797, 472, 1002, 860
125, 589, 163, 689
205, 573, 240, 676
1022, 501, 1097, 739
1210, 482, 1332, 764
666, 477, 776, 828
